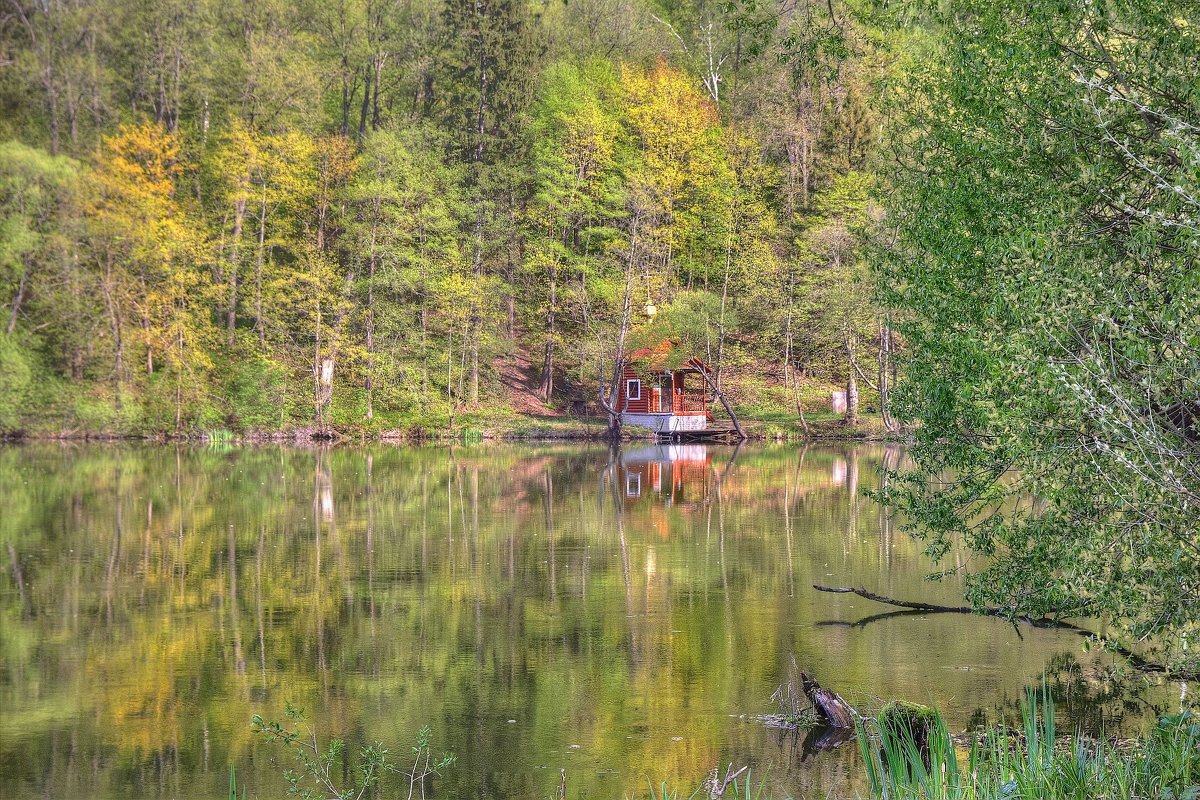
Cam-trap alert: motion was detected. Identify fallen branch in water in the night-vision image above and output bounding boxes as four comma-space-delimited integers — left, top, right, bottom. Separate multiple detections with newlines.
814, 585, 979, 615
812, 585, 1067, 626
701, 763, 748, 799
812, 585, 1200, 681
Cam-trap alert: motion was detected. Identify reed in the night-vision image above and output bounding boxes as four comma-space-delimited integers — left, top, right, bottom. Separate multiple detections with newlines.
859, 689, 1198, 800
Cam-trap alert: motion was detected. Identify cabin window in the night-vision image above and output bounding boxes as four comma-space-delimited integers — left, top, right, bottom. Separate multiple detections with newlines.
626, 379, 641, 401
626, 473, 641, 497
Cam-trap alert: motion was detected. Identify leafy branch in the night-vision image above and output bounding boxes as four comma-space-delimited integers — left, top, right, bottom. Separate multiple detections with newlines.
251, 704, 455, 800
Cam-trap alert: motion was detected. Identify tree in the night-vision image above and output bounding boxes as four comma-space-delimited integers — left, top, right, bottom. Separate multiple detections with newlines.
0, 141, 78, 336
346, 126, 466, 423
86, 121, 213, 425
797, 171, 881, 425
211, 122, 316, 350
877, 0, 1199, 673
438, 0, 542, 404
525, 60, 624, 402
2, 0, 112, 154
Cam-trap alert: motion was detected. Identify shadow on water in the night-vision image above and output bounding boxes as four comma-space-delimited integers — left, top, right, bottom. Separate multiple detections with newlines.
0, 442, 1184, 799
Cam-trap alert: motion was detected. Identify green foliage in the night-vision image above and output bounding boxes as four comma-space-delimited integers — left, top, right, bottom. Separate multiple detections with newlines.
223, 348, 297, 431
876, 0, 1200, 672
0, 335, 34, 431
252, 704, 456, 800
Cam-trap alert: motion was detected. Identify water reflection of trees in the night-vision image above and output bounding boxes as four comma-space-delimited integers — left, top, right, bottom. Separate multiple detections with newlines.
0, 443, 1171, 800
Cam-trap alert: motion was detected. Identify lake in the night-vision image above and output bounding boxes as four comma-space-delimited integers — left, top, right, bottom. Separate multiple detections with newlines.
0, 443, 1180, 799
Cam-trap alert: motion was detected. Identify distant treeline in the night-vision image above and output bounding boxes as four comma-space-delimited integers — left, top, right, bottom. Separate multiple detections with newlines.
0, 0, 890, 435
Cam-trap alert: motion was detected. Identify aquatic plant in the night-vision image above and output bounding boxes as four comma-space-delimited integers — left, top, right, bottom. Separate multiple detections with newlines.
251, 704, 455, 800
633, 764, 770, 800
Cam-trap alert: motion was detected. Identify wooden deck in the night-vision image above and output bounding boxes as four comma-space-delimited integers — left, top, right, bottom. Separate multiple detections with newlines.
654, 422, 740, 442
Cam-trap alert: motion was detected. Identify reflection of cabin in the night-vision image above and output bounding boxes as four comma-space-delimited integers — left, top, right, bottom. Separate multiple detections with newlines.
618, 444, 713, 509
616, 341, 714, 436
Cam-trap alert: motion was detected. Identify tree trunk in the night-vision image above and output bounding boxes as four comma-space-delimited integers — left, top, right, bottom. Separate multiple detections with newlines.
467, 39, 490, 407
365, 197, 380, 421
174, 328, 183, 431
357, 65, 371, 140
715, 219, 733, 394
800, 673, 855, 729
878, 322, 898, 433
844, 336, 859, 426
101, 259, 124, 392
793, 380, 810, 437
540, 259, 556, 402
698, 367, 747, 441
6, 262, 29, 334
599, 214, 640, 439
227, 196, 245, 344
254, 189, 267, 350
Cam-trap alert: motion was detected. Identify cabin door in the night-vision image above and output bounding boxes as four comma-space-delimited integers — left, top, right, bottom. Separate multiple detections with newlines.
652, 376, 672, 412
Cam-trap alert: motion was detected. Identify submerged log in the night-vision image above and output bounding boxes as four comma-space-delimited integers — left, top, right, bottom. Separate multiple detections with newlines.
800, 672, 855, 729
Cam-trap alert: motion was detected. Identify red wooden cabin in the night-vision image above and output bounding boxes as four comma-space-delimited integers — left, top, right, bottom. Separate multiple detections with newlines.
615, 340, 712, 434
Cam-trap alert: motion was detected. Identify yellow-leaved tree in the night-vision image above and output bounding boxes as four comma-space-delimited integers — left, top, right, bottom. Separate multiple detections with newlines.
87, 121, 213, 429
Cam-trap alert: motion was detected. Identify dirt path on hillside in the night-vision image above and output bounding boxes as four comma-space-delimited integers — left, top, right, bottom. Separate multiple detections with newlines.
493, 347, 564, 418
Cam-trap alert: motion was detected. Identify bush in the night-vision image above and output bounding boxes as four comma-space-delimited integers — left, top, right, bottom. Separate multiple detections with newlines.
0, 334, 33, 431
223, 350, 298, 431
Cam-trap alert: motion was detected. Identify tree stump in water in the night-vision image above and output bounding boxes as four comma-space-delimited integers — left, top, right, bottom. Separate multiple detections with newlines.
800, 672, 855, 729
878, 701, 938, 770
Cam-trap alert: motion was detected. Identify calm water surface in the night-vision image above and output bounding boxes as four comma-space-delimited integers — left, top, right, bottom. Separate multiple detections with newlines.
0, 443, 1183, 799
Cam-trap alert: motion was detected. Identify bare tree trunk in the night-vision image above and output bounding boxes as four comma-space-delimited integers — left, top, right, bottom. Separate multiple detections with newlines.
715, 220, 733, 394
340, 56, 353, 136
371, 55, 385, 130
469, 227, 481, 405
540, 258, 557, 401
227, 196, 246, 344
6, 262, 29, 334
878, 321, 897, 432
793, 379, 810, 437
782, 264, 795, 389
598, 214, 640, 439
365, 199, 379, 421
698, 366, 747, 441
357, 65, 371, 140
174, 327, 183, 431
254, 189, 267, 350
844, 335, 859, 426
313, 300, 322, 426
467, 43, 489, 407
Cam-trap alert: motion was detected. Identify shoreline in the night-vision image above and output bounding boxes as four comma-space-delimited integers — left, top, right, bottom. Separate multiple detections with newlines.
0, 414, 906, 446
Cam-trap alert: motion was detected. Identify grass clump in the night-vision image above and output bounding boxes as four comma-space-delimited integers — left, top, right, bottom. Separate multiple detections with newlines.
859, 689, 1199, 800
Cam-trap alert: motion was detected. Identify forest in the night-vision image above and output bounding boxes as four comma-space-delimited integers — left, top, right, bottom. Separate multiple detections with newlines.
0, 0, 891, 437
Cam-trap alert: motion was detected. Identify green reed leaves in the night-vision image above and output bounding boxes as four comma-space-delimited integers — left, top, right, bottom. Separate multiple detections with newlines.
860, 691, 1198, 800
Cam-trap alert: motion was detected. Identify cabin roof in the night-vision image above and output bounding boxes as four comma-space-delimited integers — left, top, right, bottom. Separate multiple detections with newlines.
625, 340, 712, 374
